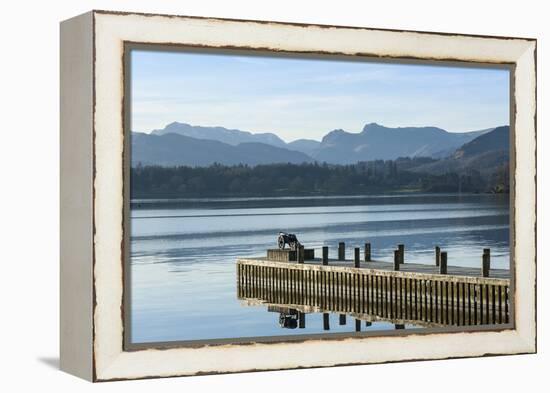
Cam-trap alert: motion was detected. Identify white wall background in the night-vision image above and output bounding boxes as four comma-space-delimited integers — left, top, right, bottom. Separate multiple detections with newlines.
0, 0, 546, 391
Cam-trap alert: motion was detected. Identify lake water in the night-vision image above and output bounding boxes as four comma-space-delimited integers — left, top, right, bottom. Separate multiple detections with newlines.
129, 193, 510, 344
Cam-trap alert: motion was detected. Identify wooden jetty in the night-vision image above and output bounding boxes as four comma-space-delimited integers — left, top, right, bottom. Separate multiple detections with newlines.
237, 245, 511, 327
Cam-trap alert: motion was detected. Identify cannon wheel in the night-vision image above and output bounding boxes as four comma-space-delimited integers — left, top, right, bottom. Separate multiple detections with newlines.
278, 236, 285, 249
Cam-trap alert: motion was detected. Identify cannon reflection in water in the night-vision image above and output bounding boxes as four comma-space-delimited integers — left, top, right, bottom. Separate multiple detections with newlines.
271, 306, 306, 329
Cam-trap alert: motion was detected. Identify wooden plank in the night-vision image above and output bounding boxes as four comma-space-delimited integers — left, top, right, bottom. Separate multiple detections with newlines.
339, 272, 344, 312
293, 268, 297, 304
386, 276, 391, 319
445, 281, 450, 325
435, 281, 443, 323
398, 277, 405, 319
375, 275, 379, 316
505, 286, 509, 323
364, 243, 371, 262
480, 284, 485, 324
454, 281, 459, 325
498, 285, 503, 324
322, 246, 329, 265
466, 283, 475, 325
408, 278, 413, 321
414, 279, 419, 321
484, 285, 491, 324
338, 242, 345, 260
389, 276, 393, 318
257, 265, 261, 299
362, 274, 367, 314
474, 284, 479, 325
421, 278, 425, 323
398, 244, 405, 264
490, 284, 495, 324
458, 281, 463, 326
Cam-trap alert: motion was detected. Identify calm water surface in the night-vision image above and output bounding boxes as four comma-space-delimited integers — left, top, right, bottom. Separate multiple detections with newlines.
129, 193, 509, 343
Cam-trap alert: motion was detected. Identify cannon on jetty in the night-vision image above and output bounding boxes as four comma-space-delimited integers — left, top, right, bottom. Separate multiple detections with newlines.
278, 232, 299, 250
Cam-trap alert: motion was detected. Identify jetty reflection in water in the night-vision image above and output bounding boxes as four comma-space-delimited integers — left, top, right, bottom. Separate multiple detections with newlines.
260, 305, 412, 332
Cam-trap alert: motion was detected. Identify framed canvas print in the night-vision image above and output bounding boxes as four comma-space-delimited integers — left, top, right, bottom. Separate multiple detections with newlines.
60, 10, 537, 381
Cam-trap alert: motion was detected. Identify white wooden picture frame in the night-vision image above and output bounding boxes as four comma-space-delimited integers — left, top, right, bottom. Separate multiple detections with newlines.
60, 10, 536, 381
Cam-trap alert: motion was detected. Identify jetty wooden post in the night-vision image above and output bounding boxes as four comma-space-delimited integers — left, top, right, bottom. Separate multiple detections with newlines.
435, 246, 441, 266
394, 250, 400, 271
338, 242, 345, 261
440, 251, 448, 274
354, 247, 360, 268
339, 314, 347, 325
364, 243, 371, 262
322, 246, 329, 265
482, 248, 491, 277
298, 244, 305, 264
323, 313, 330, 330
398, 244, 405, 264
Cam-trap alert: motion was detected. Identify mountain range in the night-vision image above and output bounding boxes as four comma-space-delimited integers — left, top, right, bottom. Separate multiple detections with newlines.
132, 132, 312, 167
132, 121, 508, 172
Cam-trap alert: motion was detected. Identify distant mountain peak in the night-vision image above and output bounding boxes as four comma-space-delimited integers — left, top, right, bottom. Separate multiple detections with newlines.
321, 128, 350, 143
362, 123, 450, 134
150, 121, 286, 148
362, 122, 384, 129
361, 123, 383, 134
162, 121, 193, 131
166, 121, 187, 127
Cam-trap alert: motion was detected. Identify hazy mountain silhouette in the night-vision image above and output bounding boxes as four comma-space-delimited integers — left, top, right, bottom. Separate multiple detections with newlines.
133, 122, 506, 167
132, 132, 312, 167
311, 123, 490, 163
287, 139, 322, 155
151, 122, 287, 148
409, 126, 510, 175
453, 125, 509, 158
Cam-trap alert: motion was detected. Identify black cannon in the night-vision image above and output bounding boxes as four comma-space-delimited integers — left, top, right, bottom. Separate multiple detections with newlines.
278, 232, 299, 250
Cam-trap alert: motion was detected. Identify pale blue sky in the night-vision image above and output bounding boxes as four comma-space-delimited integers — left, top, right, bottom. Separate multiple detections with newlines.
130, 49, 510, 142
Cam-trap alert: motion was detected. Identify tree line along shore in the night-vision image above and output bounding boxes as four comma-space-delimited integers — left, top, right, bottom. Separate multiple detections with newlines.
131, 159, 510, 198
